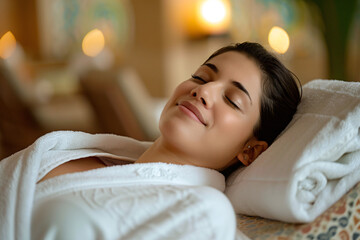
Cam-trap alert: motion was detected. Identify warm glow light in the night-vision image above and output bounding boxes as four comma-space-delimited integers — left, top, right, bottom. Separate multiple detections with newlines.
268, 26, 290, 54
200, 0, 226, 24
0, 31, 17, 59
82, 29, 105, 57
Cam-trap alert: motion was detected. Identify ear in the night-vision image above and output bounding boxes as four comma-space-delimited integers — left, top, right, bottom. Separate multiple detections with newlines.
237, 138, 268, 166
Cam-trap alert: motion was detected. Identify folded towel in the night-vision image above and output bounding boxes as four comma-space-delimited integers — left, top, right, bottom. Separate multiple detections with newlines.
225, 79, 360, 223
0, 131, 232, 240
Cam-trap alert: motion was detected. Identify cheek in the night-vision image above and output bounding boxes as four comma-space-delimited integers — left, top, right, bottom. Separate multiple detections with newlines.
213, 110, 255, 145
161, 80, 194, 114
159, 81, 194, 130
173, 80, 193, 96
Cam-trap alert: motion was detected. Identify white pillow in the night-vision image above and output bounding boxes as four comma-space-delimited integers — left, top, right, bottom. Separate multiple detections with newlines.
225, 79, 360, 223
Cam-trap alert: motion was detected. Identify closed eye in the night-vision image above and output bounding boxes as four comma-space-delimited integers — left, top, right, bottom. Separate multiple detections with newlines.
225, 96, 241, 110
191, 74, 207, 84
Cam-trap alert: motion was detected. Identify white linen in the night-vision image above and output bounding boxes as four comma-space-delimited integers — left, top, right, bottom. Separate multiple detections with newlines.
0, 131, 236, 240
225, 79, 360, 223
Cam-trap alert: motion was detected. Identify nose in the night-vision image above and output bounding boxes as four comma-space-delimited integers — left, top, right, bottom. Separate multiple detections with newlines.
190, 82, 219, 108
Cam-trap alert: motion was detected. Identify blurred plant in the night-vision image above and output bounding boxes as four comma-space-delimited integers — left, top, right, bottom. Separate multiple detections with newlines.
304, 0, 359, 81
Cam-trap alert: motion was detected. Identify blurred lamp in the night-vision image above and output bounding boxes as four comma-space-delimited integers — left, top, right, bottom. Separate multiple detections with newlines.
268, 26, 290, 54
200, 0, 227, 24
82, 29, 105, 57
184, 0, 231, 38
0, 31, 17, 59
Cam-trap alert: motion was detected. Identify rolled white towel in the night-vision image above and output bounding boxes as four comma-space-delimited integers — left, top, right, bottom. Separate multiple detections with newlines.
225, 79, 360, 223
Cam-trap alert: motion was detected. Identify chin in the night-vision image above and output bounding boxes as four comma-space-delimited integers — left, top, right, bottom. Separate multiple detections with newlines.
159, 117, 200, 151
160, 118, 189, 142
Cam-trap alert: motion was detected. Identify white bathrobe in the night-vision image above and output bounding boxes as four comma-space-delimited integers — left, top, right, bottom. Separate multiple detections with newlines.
0, 131, 236, 240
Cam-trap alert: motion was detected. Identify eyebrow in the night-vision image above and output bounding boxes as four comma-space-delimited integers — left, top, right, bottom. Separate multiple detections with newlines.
203, 63, 253, 104
204, 63, 219, 73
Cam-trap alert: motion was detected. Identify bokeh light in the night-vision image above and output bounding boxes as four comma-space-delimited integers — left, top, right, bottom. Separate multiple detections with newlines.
197, 0, 230, 35
82, 29, 105, 57
268, 26, 290, 54
0, 31, 17, 59
200, 0, 227, 24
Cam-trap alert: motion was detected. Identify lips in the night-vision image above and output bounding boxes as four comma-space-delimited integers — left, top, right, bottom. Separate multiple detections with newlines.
178, 101, 206, 126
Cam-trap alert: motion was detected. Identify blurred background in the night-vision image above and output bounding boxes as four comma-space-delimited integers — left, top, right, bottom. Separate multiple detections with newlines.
0, 0, 359, 158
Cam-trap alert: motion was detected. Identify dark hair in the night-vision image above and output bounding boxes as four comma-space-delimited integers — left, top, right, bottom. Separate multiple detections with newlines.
205, 42, 302, 145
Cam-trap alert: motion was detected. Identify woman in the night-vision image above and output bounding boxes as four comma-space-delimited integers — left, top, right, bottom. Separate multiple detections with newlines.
40, 42, 301, 181
0, 42, 301, 240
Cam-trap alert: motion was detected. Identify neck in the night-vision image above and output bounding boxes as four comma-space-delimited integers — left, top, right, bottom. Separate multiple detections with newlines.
135, 136, 193, 166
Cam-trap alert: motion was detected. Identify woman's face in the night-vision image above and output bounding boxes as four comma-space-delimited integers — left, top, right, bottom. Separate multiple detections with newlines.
159, 51, 263, 170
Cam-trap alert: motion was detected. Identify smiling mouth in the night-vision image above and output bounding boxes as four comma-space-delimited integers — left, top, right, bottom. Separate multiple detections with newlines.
178, 101, 206, 126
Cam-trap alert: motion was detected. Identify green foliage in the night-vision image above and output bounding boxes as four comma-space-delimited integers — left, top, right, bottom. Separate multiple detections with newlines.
303, 0, 359, 81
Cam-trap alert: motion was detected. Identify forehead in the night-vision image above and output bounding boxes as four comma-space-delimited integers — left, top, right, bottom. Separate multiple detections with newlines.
207, 51, 258, 72
207, 51, 261, 83
206, 51, 263, 104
